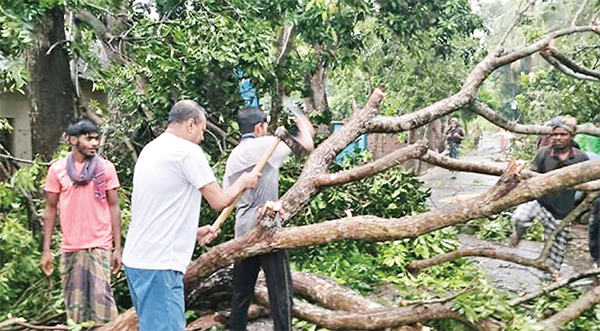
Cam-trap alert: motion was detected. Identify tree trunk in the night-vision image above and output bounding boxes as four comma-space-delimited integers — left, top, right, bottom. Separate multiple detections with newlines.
27, 8, 75, 159
305, 49, 330, 122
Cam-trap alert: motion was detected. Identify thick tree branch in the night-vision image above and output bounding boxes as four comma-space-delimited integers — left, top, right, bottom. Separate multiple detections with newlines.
314, 143, 428, 187
419, 150, 535, 178
406, 245, 550, 273
510, 268, 600, 306
541, 51, 600, 82
261, 273, 424, 330
545, 47, 600, 80
74, 10, 114, 40
472, 101, 600, 136
366, 24, 599, 135
418, 151, 600, 191
255, 286, 501, 331
472, 102, 552, 135
539, 284, 600, 331
495, 25, 600, 67
288, 272, 385, 312
184, 159, 600, 288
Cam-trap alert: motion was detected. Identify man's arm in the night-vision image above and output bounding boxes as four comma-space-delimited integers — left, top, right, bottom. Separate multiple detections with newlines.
41, 192, 59, 276
201, 171, 259, 211
295, 115, 315, 153
106, 189, 122, 274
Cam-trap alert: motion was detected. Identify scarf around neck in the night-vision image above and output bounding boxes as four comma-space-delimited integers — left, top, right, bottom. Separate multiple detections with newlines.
66, 153, 107, 199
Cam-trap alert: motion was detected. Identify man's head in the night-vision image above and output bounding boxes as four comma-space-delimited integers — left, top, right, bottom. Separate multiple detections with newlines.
550, 116, 576, 150
238, 107, 268, 137
594, 117, 600, 128
167, 100, 207, 144
67, 119, 99, 158
449, 117, 459, 128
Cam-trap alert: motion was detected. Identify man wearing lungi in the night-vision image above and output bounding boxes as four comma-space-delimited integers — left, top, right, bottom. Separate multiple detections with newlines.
122, 100, 259, 331
509, 116, 588, 279
41, 119, 122, 324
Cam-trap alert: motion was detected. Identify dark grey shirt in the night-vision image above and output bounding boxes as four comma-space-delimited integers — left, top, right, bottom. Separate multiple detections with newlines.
224, 135, 291, 237
531, 145, 588, 219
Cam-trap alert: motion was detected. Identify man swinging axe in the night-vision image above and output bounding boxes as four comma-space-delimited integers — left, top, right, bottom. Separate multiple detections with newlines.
220, 105, 314, 331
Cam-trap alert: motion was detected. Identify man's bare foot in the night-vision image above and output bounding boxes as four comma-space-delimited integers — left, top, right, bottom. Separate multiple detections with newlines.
552, 270, 562, 282
509, 232, 520, 247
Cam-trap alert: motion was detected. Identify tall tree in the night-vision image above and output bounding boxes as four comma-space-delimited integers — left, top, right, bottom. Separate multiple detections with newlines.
26, 6, 75, 158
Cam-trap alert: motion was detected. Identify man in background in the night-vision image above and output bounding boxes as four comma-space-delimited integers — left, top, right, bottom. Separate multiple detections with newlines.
41, 119, 122, 324
510, 116, 588, 278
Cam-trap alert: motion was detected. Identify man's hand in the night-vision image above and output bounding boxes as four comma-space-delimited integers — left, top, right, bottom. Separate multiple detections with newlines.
111, 249, 122, 275
239, 171, 261, 190
197, 225, 220, 246
40, 251, 54, 277
258, 201, 285, 218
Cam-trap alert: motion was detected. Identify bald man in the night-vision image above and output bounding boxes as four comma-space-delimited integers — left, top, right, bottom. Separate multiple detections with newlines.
123, 100, 259, 331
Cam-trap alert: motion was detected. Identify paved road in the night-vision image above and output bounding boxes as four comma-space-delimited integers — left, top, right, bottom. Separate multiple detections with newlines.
420, 133, 590, 293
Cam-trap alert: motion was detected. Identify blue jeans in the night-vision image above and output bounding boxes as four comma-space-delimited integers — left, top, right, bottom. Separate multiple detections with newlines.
125, 266, 185, 331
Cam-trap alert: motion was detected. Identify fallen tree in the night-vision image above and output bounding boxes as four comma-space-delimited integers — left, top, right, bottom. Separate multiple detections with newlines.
96, 7, 600, 330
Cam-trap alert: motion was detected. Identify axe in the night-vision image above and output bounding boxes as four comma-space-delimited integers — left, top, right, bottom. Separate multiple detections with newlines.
211, 102, 312, 232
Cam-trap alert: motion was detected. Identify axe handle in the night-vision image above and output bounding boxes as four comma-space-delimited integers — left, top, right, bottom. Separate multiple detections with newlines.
211, 137, 282, 231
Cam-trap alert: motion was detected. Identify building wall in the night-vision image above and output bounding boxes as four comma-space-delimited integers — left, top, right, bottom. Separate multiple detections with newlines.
0, 92, 32, 162
0, 81, 107, 165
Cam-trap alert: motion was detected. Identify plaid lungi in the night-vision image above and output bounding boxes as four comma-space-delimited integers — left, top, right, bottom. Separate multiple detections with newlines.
61, 248, 118, 324
512, 200, 570, 271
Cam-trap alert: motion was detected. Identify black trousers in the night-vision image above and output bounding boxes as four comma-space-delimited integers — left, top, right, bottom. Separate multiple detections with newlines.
229, 250, 293, 331
589, 198, 600, 265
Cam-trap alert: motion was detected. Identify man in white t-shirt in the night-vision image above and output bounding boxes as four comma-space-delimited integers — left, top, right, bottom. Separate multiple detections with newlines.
122, 100, 259, 331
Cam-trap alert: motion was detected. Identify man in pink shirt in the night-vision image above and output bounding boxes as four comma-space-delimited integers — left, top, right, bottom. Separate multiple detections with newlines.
41, 119, 122, 324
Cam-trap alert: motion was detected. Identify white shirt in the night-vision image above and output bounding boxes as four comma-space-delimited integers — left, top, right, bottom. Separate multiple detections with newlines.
123, 133, 216, 273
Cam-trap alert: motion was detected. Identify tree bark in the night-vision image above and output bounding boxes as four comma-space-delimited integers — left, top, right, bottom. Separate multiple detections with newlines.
27, 8, 76, 159
539, 285, 600, 331
305, 48, 329, 120
510, 268, 600, 306
255, 285, 502, 330
407, 245, 550, 273
185, 159, 600, 288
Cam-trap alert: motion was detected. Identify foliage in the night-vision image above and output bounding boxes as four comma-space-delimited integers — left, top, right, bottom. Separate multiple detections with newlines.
284, 151, 432, 292
461, 212, 514, 242
509, 134, 538, 162
293, 318, 329, 331
0, 162, 64, 321
528, 287, 600, 331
